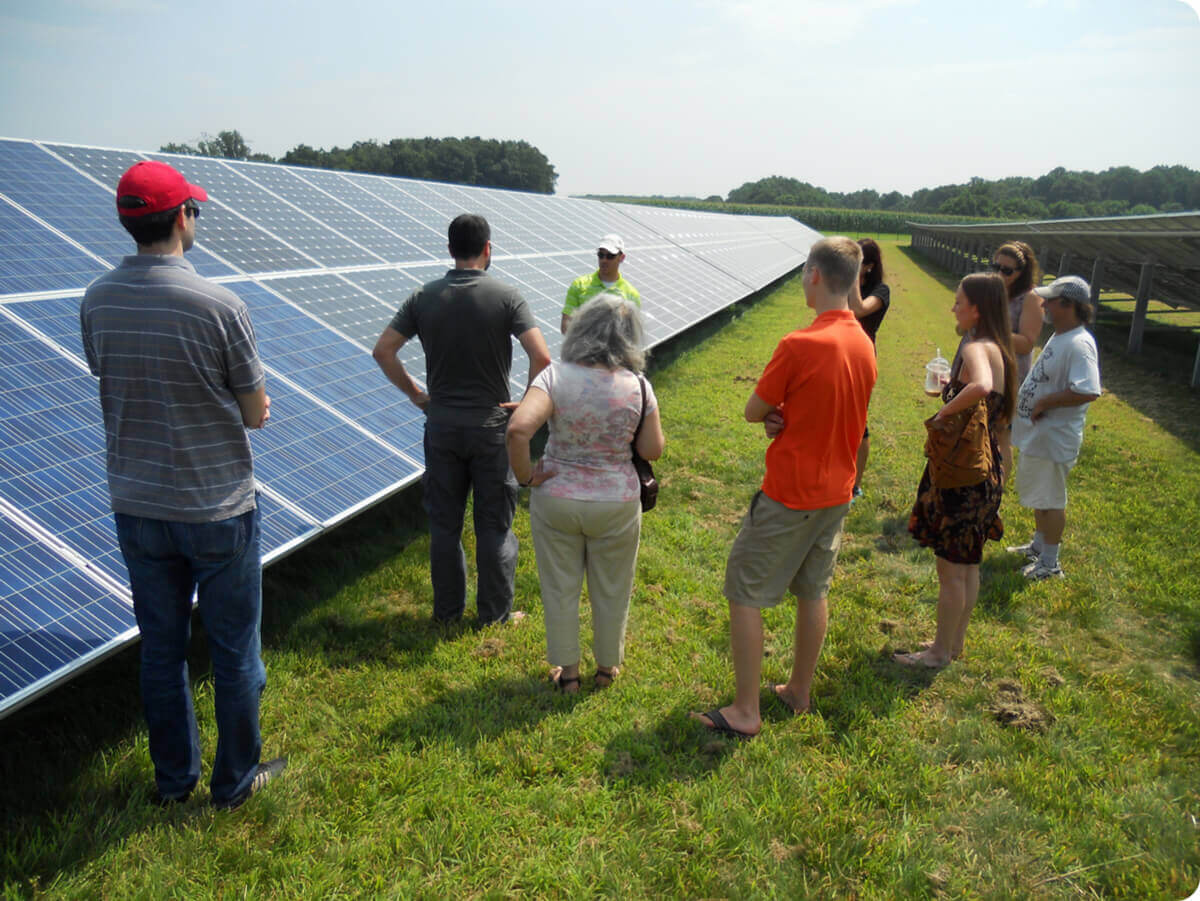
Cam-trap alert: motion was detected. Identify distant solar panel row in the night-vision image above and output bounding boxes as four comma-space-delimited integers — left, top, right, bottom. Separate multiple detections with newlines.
0, 137, 819, 716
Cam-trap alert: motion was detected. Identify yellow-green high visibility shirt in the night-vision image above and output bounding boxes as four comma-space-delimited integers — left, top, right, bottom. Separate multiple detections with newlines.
562, 271, 641, 317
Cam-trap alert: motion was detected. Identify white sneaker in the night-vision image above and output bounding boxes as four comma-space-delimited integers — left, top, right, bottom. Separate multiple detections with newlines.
1022, 560, 1063, 580
1006, 542, 1041, 562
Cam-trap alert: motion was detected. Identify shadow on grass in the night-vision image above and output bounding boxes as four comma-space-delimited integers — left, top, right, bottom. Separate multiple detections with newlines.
810, 647, 936, 739
874, 513, 915, 556
1088, 334, 1200, 455
976, 554, 1025, 621
896, 243, 960, 292
601, 703, 737, 787
0, 488, 434, 888
381, 675, 580, 751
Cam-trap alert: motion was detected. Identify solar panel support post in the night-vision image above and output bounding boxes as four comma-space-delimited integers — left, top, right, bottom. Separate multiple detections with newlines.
1192, 339, 1200, 389
1127, 261, 1155, 354
1059, 250, 1073, 277
1089, 257, 1105, 314
1040, 245, 1051, 277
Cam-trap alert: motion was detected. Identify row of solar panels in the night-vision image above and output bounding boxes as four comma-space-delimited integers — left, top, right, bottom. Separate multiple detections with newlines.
0, 137, 820, 717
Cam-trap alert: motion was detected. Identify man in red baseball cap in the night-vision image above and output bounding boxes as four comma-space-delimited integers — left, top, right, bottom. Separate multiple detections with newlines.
80, 159, 285, 811
116, 160, 208, 216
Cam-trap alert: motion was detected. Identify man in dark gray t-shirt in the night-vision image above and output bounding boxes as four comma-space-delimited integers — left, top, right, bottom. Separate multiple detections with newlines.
80, 160, 285, 811
373, 214, 551, 625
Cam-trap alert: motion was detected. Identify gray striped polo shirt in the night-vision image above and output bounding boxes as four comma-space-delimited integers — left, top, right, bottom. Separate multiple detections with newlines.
80, 254, 264, 523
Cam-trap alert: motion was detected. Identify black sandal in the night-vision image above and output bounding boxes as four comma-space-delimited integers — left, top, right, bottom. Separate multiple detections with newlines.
593, 667, 618, 689
551, 669, 581, 693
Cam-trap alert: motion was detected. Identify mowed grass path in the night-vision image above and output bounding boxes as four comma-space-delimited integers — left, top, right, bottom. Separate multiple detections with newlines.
2, 241, 1198, 899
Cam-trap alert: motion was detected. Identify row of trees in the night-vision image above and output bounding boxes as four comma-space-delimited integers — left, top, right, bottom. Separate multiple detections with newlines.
726, 166, 1200, 219
159, 130, 558, 194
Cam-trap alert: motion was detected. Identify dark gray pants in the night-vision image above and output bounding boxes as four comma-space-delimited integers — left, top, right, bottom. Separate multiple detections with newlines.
422, 420, 518, 624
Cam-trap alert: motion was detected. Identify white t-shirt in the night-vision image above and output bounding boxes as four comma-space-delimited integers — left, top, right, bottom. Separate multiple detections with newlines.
1012, 326, 1101, 462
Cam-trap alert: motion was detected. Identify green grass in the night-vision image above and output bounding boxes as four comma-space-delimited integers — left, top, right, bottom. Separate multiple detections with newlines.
3, 241, 1199, 899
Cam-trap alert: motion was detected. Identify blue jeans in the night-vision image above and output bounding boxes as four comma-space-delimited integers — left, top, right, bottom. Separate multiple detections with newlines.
115, 507, 265, 805
422, 420, 519, 625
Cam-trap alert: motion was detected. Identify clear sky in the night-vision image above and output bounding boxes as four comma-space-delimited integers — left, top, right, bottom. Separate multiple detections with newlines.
1, 0, 1197, 198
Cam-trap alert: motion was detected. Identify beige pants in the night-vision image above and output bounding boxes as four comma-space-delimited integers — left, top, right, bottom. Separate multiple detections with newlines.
529, 492, 641, 668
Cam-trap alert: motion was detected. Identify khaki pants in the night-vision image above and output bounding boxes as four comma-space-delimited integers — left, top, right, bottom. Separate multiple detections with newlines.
529, 492, 641, 668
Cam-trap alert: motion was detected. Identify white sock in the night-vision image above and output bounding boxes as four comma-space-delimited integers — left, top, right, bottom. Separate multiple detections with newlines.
1031, 531, 1044, 553
1040, 544, 1060, 568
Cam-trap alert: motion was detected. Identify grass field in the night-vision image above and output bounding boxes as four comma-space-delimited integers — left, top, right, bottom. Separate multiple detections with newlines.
2, 241, 1198, 899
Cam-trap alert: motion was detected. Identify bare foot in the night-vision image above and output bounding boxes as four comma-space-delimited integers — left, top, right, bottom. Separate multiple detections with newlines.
690, 706, 760, 738
893, 649, 951, 669
770, 683, 809, 716
917, 640, 962, 660
508, 610, 527, 625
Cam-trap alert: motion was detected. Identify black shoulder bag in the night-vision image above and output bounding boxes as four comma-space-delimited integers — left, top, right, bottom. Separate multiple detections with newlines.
632, 374, 658, 512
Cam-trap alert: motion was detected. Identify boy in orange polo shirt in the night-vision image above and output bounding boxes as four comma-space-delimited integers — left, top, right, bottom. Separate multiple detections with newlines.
693, 237, 876, 738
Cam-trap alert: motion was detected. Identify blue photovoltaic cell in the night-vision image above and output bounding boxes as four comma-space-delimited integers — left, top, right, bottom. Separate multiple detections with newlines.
0, 516, 134, 703
1, 136, 813, 715
42, 143, 235, 279
235, 164, 425, 265
304, 170, 446, 261
0, 139, 137, 272
0, 198, 107, 295
0, 314, 127, 585
257, 492, 321, 560
0, 141, 230, 281
149, 154, 381, 268
259, 271, 394, 350
231, 281, 426, 466
142, 153, 321, 274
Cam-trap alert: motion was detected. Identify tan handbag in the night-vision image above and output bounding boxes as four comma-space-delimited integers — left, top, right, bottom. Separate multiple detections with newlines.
923, 400, 992, 489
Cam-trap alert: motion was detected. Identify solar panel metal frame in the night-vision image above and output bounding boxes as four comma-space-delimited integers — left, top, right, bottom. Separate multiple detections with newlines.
0, 137, 818, 717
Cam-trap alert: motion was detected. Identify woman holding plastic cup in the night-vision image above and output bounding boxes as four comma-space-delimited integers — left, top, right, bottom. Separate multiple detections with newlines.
896, 273, 1016, 668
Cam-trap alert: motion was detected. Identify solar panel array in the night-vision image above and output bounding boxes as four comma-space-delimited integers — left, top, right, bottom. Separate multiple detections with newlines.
0, 137, 819, 717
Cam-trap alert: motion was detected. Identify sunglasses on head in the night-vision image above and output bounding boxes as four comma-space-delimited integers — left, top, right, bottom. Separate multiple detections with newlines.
990, 261, 1018, 276
597, 250, 618, 260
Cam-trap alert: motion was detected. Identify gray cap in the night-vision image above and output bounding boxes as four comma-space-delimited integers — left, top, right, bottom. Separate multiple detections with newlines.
1035, 275, 1091, 304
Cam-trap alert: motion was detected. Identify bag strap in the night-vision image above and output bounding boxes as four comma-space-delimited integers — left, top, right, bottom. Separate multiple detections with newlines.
632, 373, 647, 443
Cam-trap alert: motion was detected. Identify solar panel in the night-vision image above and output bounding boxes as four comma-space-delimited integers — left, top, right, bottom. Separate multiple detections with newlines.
0, 137, 817, 717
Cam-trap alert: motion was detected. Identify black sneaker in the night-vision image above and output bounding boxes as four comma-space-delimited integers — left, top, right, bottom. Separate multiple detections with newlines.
213, 757, 287, 811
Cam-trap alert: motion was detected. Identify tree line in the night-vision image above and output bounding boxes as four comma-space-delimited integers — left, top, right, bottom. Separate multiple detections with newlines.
159, 130, 558, 194
725, 166, 1200, 219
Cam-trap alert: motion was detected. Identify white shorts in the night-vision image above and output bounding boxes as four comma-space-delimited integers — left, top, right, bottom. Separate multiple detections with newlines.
1016, 454, 1075, 510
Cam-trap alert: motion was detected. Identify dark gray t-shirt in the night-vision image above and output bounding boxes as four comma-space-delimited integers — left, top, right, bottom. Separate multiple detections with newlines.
80, 254, 264, 522
390, 268, 536, 427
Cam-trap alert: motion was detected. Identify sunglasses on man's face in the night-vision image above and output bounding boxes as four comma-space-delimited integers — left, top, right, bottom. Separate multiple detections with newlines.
184, 202, 201, 219
597, 250, 618, 260
990, 261, 1018, 276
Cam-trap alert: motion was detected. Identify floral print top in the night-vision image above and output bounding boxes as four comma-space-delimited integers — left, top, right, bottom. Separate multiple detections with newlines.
531, 362, 657, 502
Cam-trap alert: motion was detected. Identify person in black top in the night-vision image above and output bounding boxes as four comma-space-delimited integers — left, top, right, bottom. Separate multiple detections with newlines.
846, 238, 890, 497
373, 214, 552, 626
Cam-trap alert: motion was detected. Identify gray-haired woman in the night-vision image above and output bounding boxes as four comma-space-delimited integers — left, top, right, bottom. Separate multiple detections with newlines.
506, 295, 665, 694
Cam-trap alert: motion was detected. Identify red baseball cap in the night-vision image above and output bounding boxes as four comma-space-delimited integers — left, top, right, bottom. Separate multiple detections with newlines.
116, 160, 208, 217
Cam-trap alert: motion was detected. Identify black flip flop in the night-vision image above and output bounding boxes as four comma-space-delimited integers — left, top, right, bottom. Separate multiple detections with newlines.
696, 708, 756, 739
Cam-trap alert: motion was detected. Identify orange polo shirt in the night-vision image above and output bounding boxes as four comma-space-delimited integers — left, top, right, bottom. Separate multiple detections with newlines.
755, 310, 877, 510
